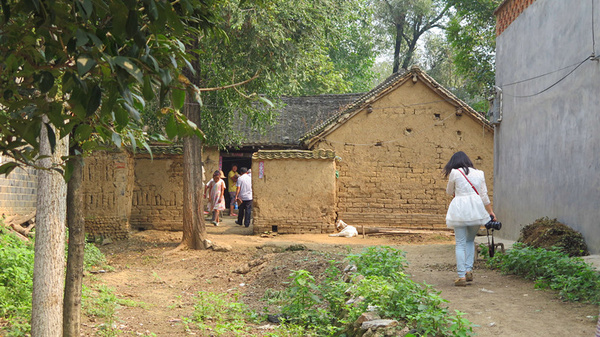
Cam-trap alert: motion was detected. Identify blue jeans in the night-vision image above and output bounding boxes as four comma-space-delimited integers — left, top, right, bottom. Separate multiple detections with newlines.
237, 200, 252, 227
454, 226, 480, 278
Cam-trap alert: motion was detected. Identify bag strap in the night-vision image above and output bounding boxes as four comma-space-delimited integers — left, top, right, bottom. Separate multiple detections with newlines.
457, 168, 479, 195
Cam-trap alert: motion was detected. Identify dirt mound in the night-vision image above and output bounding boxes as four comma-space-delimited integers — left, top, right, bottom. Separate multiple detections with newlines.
518, 217, 589, 257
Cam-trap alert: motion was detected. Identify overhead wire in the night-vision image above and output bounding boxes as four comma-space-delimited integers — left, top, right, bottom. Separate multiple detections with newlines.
501, 56, 589, 98
501, 0, 598, 98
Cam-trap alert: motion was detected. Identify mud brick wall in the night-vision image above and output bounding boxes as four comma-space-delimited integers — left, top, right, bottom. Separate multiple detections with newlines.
313, 78, 494, 230
82, 151, 135, 240
131, 154, 183, 231
0, 157, 38, 217
251, 150, 337, 234
130, 147, 220, 231
495, 0, 537, 36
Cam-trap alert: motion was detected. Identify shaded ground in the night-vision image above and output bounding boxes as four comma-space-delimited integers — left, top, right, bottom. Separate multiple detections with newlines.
81, 216, 599, 336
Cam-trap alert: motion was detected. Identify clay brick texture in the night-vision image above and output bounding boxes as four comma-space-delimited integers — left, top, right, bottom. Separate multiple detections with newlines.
0, 156, 37, 217
82, 151, 135, 240
251, 152, 337, 234
495, 0, 537, 36
313, 78, 494, 230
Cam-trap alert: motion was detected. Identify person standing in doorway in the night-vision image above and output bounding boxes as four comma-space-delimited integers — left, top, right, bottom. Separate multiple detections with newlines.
443, 151, 496, 287
227, 165, 239, 216
235, 167, 253, 228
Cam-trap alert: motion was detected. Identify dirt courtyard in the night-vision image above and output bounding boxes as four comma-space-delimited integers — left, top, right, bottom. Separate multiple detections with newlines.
82, 216, 599, 336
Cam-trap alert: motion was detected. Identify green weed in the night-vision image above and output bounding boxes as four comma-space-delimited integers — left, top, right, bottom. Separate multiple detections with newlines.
0, 228, 35, 336
192, 291, 258, 335
487, 243, 600, 304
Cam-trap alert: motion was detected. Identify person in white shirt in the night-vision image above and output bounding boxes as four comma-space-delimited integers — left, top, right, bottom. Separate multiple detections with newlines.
235, 167, 253, 228
443, 151, 496, 287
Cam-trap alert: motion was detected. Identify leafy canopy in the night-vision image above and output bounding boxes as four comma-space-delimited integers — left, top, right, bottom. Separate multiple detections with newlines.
0, 0, 216, 176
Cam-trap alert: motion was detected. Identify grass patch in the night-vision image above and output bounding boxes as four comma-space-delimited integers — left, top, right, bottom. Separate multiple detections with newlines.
0, 227, 118, 336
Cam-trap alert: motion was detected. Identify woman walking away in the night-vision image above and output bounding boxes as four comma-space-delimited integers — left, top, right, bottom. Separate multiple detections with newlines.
443, 151, 496, 287
204, 170, 226, 226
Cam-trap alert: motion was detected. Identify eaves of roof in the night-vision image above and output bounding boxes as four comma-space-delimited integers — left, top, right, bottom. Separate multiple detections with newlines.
300, 66, 492, 149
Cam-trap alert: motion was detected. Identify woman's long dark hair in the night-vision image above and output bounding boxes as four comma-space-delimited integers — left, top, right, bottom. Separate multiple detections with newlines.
443, 151, 474, 178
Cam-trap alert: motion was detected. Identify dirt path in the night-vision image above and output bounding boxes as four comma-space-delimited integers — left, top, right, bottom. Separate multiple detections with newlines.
82, 217, 599, 336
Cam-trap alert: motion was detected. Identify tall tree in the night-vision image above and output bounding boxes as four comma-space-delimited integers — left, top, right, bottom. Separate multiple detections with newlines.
372, 0, 450, 73
446, 0, 500, 97
0, 0, 219, 334
30, 121, 68, 337
175, 0, 378, 249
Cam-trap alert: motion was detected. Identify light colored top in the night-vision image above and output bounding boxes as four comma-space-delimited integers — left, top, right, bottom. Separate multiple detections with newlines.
445, 168, 490, 227
206, 179, 225, 211
236, 173, 252, 201
227, 170, 238, 192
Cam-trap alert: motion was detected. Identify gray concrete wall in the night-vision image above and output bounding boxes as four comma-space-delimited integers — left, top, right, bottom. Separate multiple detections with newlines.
495, 0, 600, 253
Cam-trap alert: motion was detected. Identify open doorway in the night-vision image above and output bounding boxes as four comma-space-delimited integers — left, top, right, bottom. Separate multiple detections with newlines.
220, 155, 252, 210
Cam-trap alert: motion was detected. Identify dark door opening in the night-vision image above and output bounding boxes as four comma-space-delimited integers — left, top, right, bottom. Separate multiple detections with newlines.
221, 156, 252, 209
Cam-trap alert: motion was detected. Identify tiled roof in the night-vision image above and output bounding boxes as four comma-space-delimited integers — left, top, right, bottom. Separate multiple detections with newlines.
252, 149, 337, 160
235, 94, 363, 148
300, 66, 492, 148
137, 144, 183, 155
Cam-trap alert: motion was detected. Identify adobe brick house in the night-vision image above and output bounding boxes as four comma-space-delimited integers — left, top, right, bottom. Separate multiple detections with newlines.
296, 66, 494, 230
493, 0, 600, 253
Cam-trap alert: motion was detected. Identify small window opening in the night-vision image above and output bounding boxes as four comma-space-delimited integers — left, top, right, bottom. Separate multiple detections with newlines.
272, 225, 278, 233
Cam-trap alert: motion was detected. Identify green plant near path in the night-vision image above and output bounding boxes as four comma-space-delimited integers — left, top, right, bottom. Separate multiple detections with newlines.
0, 228, 120, 336
487, 243, 600, 304
192, 291, 259, 336
263, 246, 473, 336
0, 228, 35, 336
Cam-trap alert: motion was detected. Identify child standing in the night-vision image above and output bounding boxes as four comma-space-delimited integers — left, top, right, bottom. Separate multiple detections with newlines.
204, 170, 226, 226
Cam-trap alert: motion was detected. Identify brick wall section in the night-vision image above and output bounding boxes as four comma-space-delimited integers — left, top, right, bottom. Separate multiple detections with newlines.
130, 147, 221, 231
251, 150, 337, 234
0, 157, 38, 217
131, 154, 183, 231
82, 151, 134, 240
495, 0, 537, 36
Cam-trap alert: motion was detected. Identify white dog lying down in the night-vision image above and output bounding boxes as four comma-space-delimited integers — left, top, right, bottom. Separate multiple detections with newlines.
329, 220, 358, 238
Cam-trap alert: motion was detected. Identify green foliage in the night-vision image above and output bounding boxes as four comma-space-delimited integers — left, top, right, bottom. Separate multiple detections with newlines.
346, 245, 408, 280
0, 0, 211, 175
345, 246, 473, 336
83, 241, 110, 271
488, 243, 600, 304
0, 228, 34, 336
446, 0, 501, 98
264, 246, 473, 336
0, 228, 114, 335
82, 284, 148, 337
192, 291, 258, 335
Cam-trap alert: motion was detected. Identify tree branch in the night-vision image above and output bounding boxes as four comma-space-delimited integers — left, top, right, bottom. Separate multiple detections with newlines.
196, 70, 262, 92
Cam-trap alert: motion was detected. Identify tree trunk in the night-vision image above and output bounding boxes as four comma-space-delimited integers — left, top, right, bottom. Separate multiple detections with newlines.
392, 20, 405, 73
180, 94, 207, 250
31, 119, 68, 337
63, 152, 85, 337
401, 37, 419, 70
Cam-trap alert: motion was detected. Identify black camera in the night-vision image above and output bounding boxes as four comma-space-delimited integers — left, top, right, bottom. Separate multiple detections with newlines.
485, 215, 502, 230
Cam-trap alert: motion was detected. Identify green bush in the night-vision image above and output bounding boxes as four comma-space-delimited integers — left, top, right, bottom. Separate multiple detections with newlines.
264, 246, 473, 336
488, 243, 600, 304
0, 228, 35, 336
0, 228, 112, 336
